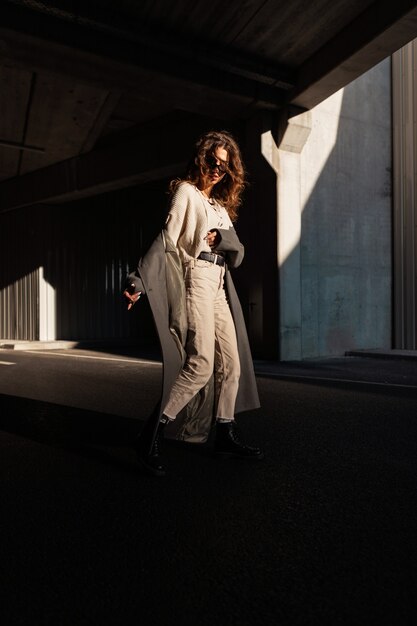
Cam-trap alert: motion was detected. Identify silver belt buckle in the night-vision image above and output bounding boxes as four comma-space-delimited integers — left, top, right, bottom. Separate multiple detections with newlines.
213, 253, 219, 265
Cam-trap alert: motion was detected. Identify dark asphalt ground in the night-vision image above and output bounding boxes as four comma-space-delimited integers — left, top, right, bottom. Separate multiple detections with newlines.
1, 350, 417, 625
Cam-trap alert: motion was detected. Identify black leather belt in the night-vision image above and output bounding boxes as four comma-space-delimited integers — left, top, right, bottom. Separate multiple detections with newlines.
197, 251, 225, 266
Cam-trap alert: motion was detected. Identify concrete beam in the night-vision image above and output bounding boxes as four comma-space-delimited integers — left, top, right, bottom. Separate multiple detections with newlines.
0, 64, 32, 181
291, 0, 417, 109
19, 76, 120, 176
277, 106, 312, 154
0, 116, 225, 212
0, 3, 292, 115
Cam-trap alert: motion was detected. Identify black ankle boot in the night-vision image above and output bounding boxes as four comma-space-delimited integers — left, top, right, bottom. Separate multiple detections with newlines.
135, 418, 167, 477
214, 421, 264, 460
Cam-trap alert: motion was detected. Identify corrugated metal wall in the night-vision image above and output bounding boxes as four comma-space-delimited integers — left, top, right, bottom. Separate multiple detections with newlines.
0, 208, 40, 340
0, 268, 39, 340
392, 42, 417, 349
0, 180, 169, 343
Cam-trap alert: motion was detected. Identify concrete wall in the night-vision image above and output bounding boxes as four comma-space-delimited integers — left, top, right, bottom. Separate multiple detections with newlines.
279, 58, 392, 359
300, 59, 392, 357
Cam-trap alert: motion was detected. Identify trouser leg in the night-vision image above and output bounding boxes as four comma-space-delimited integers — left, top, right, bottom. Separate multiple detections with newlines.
163, 262, 217, 418
163, 261, 241, 420
213, 285, 240, 420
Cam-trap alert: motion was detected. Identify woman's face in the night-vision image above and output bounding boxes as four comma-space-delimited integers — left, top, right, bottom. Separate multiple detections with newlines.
202, 146, 229, 188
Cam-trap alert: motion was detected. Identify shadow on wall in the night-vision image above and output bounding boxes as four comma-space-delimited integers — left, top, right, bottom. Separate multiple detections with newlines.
279, 59, 392, 359
0, 124, 280, 360
0, 179, 171, 349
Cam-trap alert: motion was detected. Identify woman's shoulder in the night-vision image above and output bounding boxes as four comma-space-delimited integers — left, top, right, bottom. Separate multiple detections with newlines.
169, 182, 198, 211
171, 181, 197, 199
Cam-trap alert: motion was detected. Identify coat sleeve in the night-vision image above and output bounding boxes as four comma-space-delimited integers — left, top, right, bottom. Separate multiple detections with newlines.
164, 183, 194, 247
213, 227, 245, 268
124, 271, 145, 295
124, 184, 192, 297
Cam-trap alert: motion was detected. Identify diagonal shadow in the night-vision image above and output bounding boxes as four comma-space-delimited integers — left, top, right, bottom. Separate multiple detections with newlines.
0, 392, 215, 472
0, 392, 145, 474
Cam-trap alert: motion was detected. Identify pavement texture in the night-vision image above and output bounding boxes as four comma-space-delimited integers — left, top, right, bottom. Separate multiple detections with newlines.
1, 350, 417, 625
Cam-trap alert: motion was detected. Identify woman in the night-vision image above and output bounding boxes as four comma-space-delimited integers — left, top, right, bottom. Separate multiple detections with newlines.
124, 130, 263, 476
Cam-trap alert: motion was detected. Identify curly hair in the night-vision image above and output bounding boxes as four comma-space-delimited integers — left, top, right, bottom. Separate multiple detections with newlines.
169, 130, 246, 222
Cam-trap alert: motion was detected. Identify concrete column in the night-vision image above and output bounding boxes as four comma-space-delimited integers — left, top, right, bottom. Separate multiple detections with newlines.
239, 113, 280, 359
239, 109, 311, 360
275, 108, 312, 360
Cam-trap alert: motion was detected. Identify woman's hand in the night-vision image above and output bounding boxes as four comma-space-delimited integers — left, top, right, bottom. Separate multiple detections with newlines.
123, 288, 141, 311
206, 229, 220, 248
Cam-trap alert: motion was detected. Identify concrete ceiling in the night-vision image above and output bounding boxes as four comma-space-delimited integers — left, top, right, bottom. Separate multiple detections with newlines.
1, 0, 417, 207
